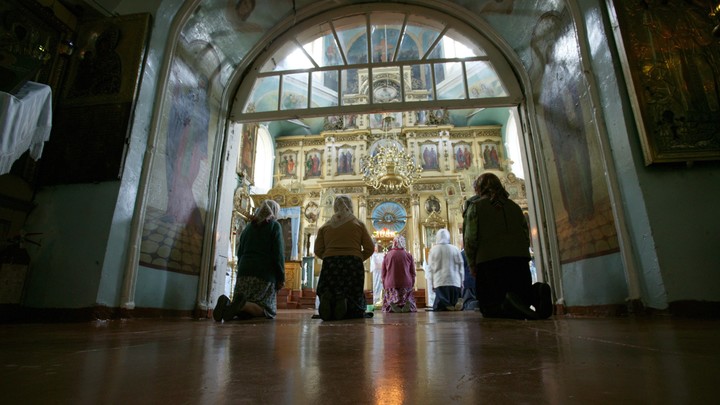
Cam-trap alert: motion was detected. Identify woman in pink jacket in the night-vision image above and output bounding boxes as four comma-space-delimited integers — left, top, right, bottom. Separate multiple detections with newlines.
381, 235, 416, 313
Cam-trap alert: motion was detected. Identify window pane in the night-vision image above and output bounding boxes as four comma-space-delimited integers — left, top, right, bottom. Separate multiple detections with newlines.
261, 42, 314, 72
245, 76, 280, 113
401, 15, 443, 61
370, 12, 404, 63
334, 15, 368, 64
281, 73, 309, 110
371, 66, 402, 103
303, 33, 344, 68
311, 70, 339, 108
404, 64, 434, 101
445, 29, 486, 57
434, 62, 465, 100
341, 68, 368, 106
466, 61, 508, 98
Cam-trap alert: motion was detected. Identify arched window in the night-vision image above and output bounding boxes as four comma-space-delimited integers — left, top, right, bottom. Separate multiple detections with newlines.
251, 125, 274, 194
232, 7, 521, 122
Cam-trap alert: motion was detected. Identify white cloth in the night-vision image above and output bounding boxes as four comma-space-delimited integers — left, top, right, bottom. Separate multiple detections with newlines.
426, 243, 464, 288
370, 252, 385, 303
0, 81, 52, 174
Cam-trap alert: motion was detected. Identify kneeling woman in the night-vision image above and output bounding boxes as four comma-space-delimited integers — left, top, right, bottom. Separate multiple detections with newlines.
426, 228, 464, 311
213, 199, 285, 321
381, 235, 417, 313
314, 195, 375, 320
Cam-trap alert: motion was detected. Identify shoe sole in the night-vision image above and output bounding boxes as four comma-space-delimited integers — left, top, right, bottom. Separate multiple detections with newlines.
533, 283, 553, 319
319, 296, 333, 321
505, 292, 538, 320
223, 294, 246, 322
332, 297, 347, 320
213, 295, 229, 322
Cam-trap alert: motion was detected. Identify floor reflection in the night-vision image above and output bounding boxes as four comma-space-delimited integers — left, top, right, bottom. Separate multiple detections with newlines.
1, 312, 718, 404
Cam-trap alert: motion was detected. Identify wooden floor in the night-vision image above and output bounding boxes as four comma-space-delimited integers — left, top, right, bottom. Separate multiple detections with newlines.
1, 310, 719, 404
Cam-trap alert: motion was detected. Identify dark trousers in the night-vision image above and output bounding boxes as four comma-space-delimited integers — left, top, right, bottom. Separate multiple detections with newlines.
475, 256, 531, 318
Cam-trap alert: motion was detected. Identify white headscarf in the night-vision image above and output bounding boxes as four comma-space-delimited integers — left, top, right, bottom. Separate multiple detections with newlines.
253, 199, 280, 223
435, 228, 451, 245
326, 195, 356, 228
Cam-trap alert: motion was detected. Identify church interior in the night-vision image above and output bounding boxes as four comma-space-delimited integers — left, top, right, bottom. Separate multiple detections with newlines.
1, 0, 719, 403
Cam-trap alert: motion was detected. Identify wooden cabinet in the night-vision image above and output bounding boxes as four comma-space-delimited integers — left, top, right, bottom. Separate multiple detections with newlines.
283, 261, 302, 290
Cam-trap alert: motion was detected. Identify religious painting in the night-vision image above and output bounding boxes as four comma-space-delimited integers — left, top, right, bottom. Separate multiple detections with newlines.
323, 115, 343, 130
420, 141, 440, 171
139, 38, 222, 274
424, 195, 441, 214
530, 11, 619, 264
304, 149, 323, 179
610, 0, 720, 165
304, 201, 319, 223
41, 13, 151, 185
344, 114, 359, 129
453, 142, 473, 171
239, 122, 257, 183
278, 150, 298, 179
335, 145, 355, 175
480, 141, 502, 170
426, 108, 450, 125
62, 14, 151, 104
370, 112, 401, 129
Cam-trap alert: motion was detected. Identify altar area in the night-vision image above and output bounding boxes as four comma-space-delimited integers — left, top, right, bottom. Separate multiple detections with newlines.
227, 108, 528, 307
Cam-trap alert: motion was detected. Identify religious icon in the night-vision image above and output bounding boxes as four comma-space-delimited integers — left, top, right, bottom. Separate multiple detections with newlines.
304, 150, 323, 179
454, 142, 472, 170
425, 195, 441, 214
336, 146, 354, 175
421, 143, 440, 171
481, 142, 501, 170
279, 151, 298, 178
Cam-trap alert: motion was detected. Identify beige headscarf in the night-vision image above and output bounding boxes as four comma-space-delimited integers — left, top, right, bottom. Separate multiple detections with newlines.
253, 199, 280, 223
326, 195, 356, 228
391, 235, 406, 249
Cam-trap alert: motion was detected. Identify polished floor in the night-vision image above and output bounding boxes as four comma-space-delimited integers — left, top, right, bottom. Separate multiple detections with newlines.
1, 310, 718, 404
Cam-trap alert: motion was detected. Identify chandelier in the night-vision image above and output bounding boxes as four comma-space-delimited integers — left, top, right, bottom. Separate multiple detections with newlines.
361, 116, 423, 191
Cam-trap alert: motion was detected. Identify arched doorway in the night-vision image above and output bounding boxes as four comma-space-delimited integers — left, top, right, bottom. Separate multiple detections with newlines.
216, 4, 553, 305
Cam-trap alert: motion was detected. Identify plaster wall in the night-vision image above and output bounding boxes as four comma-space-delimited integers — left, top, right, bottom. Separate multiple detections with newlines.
589, 1, 720, 306
96, 0, 180, 307
23, 183, 117, 308
561, 253, 628, 306
22, 0, 180, 309
134, 266, 198, 309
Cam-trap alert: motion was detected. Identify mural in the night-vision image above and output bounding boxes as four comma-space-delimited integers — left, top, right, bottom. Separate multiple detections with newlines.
239, 122, 257, 183
531, 11, 619, 263
139, 40, 220, 274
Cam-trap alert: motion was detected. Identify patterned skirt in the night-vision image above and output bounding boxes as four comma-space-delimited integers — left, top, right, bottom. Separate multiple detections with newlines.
233, 275, 278, 318
315, 255, 366, 318
381, 287, 417, 313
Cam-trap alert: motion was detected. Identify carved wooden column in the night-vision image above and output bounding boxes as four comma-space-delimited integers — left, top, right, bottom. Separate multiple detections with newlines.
358, 194, 367, 223
447, 196, 463, 246
410, 193, 421, 260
